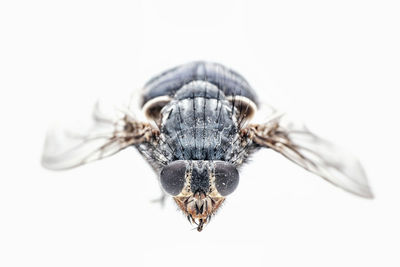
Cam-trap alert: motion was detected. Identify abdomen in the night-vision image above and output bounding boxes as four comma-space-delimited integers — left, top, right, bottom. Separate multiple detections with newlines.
141, 61, 258, 108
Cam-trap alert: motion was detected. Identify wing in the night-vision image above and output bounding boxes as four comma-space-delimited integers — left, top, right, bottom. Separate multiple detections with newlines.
42, 101, 157, 170
244, 113, 373, 198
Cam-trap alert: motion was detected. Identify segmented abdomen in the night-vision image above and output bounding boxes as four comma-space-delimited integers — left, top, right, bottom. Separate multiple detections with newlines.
141, 61, 258, 107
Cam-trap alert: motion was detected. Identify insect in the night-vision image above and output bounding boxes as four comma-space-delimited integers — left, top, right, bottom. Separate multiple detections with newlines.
42, 61, 373, 231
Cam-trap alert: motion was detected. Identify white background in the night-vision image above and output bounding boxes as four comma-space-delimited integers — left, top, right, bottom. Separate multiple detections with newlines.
1, 0, 399, 266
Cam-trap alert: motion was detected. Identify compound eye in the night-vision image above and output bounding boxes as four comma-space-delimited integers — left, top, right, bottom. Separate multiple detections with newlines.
214, 162, 239, 196
160, 161, 187, 196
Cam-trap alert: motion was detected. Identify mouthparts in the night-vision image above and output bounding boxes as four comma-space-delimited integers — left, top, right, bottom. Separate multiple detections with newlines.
174, 191, 225, 232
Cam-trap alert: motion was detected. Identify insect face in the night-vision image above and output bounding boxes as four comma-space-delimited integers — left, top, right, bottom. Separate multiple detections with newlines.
160, 160, 239, 231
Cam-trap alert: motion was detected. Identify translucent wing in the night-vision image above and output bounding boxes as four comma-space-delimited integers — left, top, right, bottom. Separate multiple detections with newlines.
42, 101, 156, 170
246, 113, 373, 198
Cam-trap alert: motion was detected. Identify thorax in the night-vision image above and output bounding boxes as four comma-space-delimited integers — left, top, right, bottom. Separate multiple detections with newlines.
159, 81, 239, 161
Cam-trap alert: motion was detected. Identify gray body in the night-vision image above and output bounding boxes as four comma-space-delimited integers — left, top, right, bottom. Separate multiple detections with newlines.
136, 61, 259, 172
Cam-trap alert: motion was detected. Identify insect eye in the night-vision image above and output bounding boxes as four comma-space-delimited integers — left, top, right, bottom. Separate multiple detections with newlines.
214, 162, 239, 196
160, 161, 187, 196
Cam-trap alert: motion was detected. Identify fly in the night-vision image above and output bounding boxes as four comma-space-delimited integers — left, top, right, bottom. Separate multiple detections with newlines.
42, 61, 373, 231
